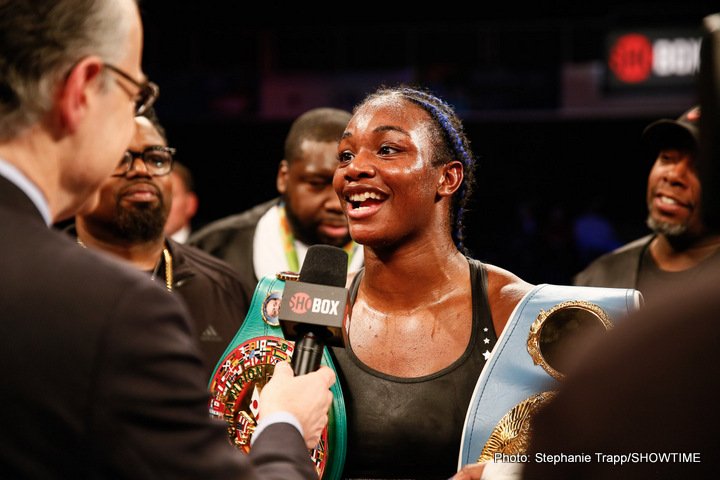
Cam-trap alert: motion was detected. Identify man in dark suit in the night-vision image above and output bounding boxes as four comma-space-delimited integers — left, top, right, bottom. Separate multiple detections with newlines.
0, 1, 334, 479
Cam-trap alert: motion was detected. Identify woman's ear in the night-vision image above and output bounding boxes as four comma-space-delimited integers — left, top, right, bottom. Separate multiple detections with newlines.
437, 160, 464, 197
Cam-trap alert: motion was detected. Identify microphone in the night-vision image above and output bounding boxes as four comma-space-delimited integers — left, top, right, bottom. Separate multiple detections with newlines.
278, 245, 349, 375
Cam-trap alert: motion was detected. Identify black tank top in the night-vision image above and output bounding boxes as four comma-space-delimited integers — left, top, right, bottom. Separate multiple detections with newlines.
330, 259, 497, 479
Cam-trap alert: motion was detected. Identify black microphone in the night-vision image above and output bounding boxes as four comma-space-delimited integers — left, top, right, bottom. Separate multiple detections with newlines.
278, 245, 348, 375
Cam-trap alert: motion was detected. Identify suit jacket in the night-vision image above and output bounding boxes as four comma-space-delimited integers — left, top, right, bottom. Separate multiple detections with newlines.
0, 176, 315, 479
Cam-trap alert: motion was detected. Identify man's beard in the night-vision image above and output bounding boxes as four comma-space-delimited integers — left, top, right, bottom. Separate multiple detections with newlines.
111, 199, 168, 243
646, 214, 688, 237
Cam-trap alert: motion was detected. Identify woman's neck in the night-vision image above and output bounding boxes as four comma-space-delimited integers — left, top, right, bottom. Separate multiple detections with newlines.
360, 238, 467, 307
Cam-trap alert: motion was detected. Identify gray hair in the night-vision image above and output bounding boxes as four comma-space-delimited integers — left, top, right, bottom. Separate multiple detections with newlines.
0, 0, 135, 141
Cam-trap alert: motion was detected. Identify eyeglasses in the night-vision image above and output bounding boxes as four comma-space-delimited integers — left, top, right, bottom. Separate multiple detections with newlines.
113, 146, 176, 177
104, 64, 159, 116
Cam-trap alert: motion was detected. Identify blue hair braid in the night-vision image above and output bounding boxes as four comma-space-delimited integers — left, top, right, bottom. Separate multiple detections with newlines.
394, 87, 476, 253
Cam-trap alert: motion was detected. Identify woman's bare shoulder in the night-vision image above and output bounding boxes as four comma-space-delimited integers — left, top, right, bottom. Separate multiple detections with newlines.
483, 263, 534, 334
484, 263, 534, 298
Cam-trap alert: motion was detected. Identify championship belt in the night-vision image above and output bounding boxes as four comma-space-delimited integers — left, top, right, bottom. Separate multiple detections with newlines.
458, 283, 643, 467
208, 272, 347, 480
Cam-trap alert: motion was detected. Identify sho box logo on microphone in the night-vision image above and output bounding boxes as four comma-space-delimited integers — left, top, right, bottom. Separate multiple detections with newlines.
287, 291, 341, 315
279, 280, 348, 346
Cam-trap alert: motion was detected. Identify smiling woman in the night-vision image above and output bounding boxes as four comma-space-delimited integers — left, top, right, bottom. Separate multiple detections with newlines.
328, 85, 534, 479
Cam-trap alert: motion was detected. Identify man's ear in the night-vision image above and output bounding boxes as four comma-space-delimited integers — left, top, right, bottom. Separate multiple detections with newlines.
437, 160, 464, 197
185, 192, 199, 218
57, 57, 104, 133
276, 160, 289, 194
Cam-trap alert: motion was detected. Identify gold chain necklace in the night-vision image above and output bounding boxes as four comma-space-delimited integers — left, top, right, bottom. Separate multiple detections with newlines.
153, 247, 173, 292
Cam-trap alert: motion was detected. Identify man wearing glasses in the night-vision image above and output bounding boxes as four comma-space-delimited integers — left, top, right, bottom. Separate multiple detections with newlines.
70, 109, 251, 377
0, 1, 335, 479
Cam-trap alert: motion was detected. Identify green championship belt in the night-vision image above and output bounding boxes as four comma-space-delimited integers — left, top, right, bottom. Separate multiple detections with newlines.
208, 272, 347, 480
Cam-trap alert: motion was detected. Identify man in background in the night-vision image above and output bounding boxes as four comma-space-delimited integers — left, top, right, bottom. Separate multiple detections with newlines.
573, 106, 720, 304
72, 109, 250, 376
165, 160, 198, 243
0, 1, 334, 478
190, 107, 363, 296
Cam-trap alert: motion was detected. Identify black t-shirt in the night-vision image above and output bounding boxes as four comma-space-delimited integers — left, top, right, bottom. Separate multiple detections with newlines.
637, 245, 720, 305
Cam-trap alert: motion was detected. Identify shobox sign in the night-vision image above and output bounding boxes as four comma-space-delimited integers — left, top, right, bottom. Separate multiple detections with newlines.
606, 28, 702, 89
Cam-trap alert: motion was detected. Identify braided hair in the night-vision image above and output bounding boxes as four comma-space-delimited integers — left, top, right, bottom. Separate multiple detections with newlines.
356, 85, 476, 253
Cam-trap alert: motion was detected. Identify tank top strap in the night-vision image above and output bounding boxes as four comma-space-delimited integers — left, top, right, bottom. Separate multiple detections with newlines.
467, 257, 497, 342
348, 267, 363, 304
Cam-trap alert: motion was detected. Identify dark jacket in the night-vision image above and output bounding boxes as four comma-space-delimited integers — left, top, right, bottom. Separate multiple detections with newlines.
63, 224, 251, 377
167, 238, 251, 374
188, 198, 277, 300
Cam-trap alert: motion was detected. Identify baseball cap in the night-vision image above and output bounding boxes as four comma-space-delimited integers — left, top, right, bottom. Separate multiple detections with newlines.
642, 106, 701, 155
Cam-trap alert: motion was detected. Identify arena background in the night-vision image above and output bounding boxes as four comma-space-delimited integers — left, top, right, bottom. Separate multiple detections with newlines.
139, 1, 717, 284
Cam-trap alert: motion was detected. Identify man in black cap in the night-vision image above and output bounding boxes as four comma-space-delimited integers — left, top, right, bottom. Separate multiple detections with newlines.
573, 106, 720, 304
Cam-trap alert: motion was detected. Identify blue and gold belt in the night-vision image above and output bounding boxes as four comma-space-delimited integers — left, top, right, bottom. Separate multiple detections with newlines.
458, 283, 642, 468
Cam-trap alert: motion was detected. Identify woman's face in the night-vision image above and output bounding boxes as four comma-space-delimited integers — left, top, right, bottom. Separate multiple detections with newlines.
333, 96, 443, 248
